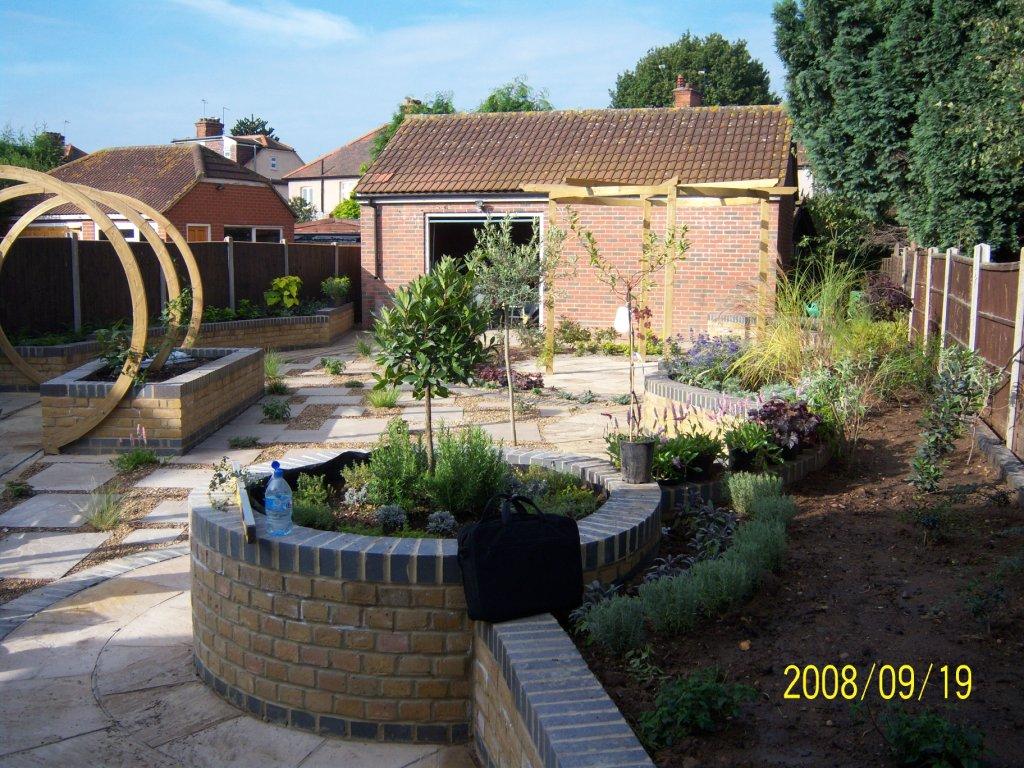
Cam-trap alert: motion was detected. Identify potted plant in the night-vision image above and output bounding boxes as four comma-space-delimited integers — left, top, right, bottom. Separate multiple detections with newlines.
748, 397, 821, 460
321, 276, 351, 307
724, 420, 783, 471
651, 424, 723, 484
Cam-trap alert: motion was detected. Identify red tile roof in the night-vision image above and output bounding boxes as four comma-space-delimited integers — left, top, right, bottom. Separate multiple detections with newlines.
294, 218, 360, 236
284, 126, 384, 181
356, 107, 792, 195
234, 134, 296, 151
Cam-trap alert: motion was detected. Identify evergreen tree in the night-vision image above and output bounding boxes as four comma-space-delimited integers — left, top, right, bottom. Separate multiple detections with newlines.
370, 93, 455, 163
479, 77, 553, 112
230, 115, 277, 139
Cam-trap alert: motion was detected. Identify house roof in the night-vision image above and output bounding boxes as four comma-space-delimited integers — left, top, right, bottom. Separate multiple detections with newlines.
294, 218, 360, 236
233, 134, 296, 151
39, 144, 274, 214
61, 144, 88, 163
356, 107, 793, 196
284, 126, 384, 181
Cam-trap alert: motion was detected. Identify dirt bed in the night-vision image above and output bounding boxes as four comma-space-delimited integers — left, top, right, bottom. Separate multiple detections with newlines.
579, 401, 1024, 767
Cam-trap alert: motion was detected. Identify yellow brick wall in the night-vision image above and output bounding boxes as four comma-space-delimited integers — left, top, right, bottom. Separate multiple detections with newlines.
473, 640, 544, 768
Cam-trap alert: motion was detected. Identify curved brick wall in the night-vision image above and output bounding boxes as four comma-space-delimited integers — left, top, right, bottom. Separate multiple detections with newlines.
189, 449, 662, 744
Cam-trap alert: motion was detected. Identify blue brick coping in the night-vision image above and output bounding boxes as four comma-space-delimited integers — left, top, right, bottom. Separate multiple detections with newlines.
644, 370, 758, 417
192, 449, 663, 586
475, 615, 655, 768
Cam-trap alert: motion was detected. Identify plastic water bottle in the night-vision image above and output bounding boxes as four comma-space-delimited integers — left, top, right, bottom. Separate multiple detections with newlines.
264, 461, 293, 537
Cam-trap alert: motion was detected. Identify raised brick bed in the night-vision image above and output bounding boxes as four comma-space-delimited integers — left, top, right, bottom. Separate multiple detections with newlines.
40, 347, 264, 455
189, 449, 662, 745
0, 339, 100, 392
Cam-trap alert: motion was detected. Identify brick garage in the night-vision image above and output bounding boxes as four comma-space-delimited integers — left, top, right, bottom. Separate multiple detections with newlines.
357, 95, 795, 336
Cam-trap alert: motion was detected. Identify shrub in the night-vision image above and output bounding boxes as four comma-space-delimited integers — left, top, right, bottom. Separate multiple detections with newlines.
355, 338, 373, 357
264, 275, 302, 311
331, 197, 360, 219
639, 575, 700, 634
544, 483, 598, 519
426, 510, 458, 537
321, 357, 346, 376
879, 708, 985, 768
639, 668, 756, 748
748, 398, 821, 453
555, 317, 592, 350
367, 419, 427, 510
727, 472, 783, 516
426, 425, 508, 521
864, 272, 913, 320
112, 448, 158, 473
228, 436, 260, 449
265, 379, 289, 396
293, 500, 335, 530
321, 275, 351, 304
341, 461, 372, 490
689, 557, 754, 615
295, 473, 330, 507
85, 491, 122, 531
691, 502, 738, 561
748, 495, 797, 524
264, 350, 283, 380
367, 387, 399, 409
473, 364, 543, 391
583, 595, 646, 656
665, 334, 747, 393
728, 517, 787, 573
262, 399, 291, 422
724, 421, 782, 471
652, 425, 723, 484
95, 321, 148, 380
344, 380, 365, 388
375, 505, 408, 534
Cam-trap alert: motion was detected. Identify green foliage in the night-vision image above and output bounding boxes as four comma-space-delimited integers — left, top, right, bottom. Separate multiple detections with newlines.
344, 379, 364, 388
367, 418, 428, 510
425, 425, 508, 521
356, 338, 373, 357
321, 357, 346, 376
261, 399, 291, 422
727, 472, 783, 516
748, 495, 797, 525
0, 126, 65, 171
638, 574, 700, 634
228, 436, 260, 449
880, 708, 985, 768
610, 32, 777, 108
366, 387, 399, 408
341, 461, 372, 490
321, 276, 351, 303
728, 517, 787, 573
775, 0, 1024, 251
724, 421, 782, 471
295, 473, 330, 507
582, 595, 646, 656
796, 192, 878, 270
689, 556, 754, 615
230, 114, 277, 139
293, 500, 335, 530
287, 196, 317, 223
370, 93, 456, 162
479, 77, 553, 112
265, 379, 288, 396
375, 505, 408, 534
112, 448, 158, 473
95, 321, 147, 381
85, 491, 122, 531
331, 197, 360, 219
639, 668, 756, 748
652, 425, 723, 483
3, 480, 32, 500
264, 276, 302, 310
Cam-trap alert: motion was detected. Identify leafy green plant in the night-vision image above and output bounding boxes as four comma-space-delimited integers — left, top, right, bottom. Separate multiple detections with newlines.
321, 357, 346, 376
264, 275, 302, 311
331, 196, 360, 219
367, 418, 428, 510
295, 473, 330, 507
112, 448, 158, 473
652, 425, 723, 484
727, 472, 783, 516
582, 594, 646, 656
373, 257, 494, 470
3, 480, 32, 500
264, 350, 283, 382
748, 495, 797, 524
624, 644, 665, 686
293, 500, 335, 530
724, 421, 782, 471
85, 491, 122, 531
341, 461, 372, 490
228, 436, 260, 449
265, 379, 289, 396
426, 510, 458, 537
639, 668, 756, 748
321, 276, 351, 304
375, 504, 408, 534
639, 574, 700, 634
366, 387, 399, 409
611, 393, 632, 405
356, 338, 373, 357
879, 708, 985, 768
95, 321, 148, 381
425, 425, 508, 521
728, 517, 787, 573
689, 556, 754, 615
344, 379, 364, 388
261, 399, 291, 422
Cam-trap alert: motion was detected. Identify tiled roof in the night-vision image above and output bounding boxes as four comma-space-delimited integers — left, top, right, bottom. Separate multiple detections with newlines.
356, 107, 792, 195
234, 134, 296, 151
284, 126, 384, 181
294, 218, 360, 235
41, 144, 272, 213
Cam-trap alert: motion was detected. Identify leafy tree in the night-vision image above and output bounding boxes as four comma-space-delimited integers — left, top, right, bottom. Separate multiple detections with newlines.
288, 196, 317, 222
230, 114, 278, 139
370, 93, 456, 163
610, 32, 777, 107
331, 196, 360, 219
372, 257, 493, 470
479, 77, 553, 112
0, 127, 65, 172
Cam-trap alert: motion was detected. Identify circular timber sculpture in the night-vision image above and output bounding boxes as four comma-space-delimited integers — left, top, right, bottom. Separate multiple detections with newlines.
0, 165, 204, 452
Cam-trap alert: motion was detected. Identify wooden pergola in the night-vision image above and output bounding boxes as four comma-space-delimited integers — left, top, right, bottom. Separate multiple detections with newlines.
523, 177, 798, 370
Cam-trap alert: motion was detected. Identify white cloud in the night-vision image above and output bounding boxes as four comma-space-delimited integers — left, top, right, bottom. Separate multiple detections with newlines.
168, 0, 358, 46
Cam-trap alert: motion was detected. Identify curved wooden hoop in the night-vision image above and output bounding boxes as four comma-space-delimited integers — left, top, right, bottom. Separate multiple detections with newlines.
0, 167, 147, 452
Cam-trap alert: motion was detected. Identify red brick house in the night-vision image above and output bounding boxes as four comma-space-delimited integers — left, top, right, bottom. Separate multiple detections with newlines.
21, 144, 295, 243
355, 85, 796, 336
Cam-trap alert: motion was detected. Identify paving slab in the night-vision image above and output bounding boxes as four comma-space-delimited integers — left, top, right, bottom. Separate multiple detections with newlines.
0, 494, 89, 528
478, 421, 542, 443
142, 499, 189, 526
28, 461, 117, 492
331, 405, 366, 417
0, 727, 180, 768
167, 436, 262, 466
38, 453, 118, 463
300, 741, 440, 768
0, 674, 111, 756
100, 681, 239, 748
0, 530, 109, 580
210, 424, 285, 443
276, 428, 333, 443
122, 528, 185, 547
0, 450, 40, 479
326, 417, 390, 441
302, 395, 365, 405
295, 387, 365, 398
134, 467, 213, 490
157, 715, 324, 768
95, 642, 196, 697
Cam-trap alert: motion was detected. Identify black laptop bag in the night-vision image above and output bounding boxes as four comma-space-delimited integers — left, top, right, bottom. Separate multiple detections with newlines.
457, 493, 583, 623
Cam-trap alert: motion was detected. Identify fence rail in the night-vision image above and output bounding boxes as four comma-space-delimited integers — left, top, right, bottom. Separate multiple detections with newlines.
879, 244, 1024, 457
0, 238, 362, 335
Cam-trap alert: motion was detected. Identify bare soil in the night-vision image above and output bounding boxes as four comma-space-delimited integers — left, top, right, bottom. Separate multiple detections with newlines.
579, 401, 1024, 767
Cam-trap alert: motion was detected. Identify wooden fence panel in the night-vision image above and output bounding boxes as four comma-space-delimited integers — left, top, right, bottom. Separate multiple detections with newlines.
289, 243, 335, 303
0, 238, 74, 335
336, 245, 363, 323
188, 242, 231, 309
233, 242, 286, 306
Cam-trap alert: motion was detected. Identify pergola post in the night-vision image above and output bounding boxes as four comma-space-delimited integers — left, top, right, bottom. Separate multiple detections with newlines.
758, 196, 771, 335
638, 195, 651, 362
544, 198, 557, 374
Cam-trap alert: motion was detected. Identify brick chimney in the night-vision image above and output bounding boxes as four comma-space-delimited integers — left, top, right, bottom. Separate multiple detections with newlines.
195, 117, 224, 138
673, 76, 702, 108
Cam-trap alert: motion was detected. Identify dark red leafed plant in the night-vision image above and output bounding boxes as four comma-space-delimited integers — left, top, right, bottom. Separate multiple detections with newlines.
474, 364, 543, 392
748, 397, 821, 453
865, 273, 913, 320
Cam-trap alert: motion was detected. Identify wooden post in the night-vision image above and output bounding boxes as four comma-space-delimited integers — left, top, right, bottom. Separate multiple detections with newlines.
969, 243, 985, 350
225, 237, 236, 311
283, 240, 290, 276
939, 247, 955, 347
1006, 248, 1024, 449
900, 246, 908, 290
638, 196, 651, 362
69, 234, 82, 333
757, 197, 771, 335
907, 246, 919, 341
923, 247, 936, 342
662, 186, 677, 358
334, 242, 339, 277
544, 198, 557, 374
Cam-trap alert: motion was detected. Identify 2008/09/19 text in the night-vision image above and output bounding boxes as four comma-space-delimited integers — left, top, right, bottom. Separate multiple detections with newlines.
782, 664, 972, 702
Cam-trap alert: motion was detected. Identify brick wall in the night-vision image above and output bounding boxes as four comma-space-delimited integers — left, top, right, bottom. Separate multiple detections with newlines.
0, 341, 99, 391
187, 305, 354, 351
360, 198, 793, 335
166, 181, 296, 242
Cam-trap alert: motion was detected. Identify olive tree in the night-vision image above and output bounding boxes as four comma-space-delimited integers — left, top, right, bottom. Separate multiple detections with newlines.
372, 257, 493, 470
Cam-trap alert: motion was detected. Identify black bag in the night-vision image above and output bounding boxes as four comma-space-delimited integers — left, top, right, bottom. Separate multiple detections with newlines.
457, 493, 583, 623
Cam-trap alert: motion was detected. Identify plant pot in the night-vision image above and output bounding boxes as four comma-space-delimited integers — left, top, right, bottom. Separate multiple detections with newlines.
620, 440, 655, 484
729, 448, 758, 472
688, 453, 718, 480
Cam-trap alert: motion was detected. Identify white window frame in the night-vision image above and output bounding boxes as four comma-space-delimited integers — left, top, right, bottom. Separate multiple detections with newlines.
96, 224, 140, 242
300, 186, 314, 204
225, 225, 283, 243
185, 223, 212, 242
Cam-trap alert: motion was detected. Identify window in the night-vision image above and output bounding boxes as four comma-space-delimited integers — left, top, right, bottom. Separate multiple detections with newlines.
224, 226, 283, 243
97, 225, 139, 242
300, 187, 313, 203
270, 156, 278, 170
186, 224, 211, 242
224, 226, 253, 242
254, 228, 282, 243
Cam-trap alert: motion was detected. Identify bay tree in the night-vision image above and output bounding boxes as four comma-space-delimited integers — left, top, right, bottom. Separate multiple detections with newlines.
372, 257, 493, 470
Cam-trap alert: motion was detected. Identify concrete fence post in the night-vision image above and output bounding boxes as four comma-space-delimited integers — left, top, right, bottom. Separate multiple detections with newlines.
334, 242, 340, 277
908, 247, 919, 341
69, 234, 82, 333
1006, 248, 1024, 449
968, 244, 986, 350
283, 241, 289, 277
940, 247, 956, 347
923, 247, 936, 342
900, 245, 908, 289
225, 237, 236, 310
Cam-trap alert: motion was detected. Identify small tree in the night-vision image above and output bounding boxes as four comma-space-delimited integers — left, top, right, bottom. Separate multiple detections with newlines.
373, 257, 493, 470
370, 93, 456, 163
231, 114, 277, 139
288, 196, 317, 222
569, 210, 689, 438
331, 196, 360, 219
0, 127, 65, 171
478, 77, 553, 112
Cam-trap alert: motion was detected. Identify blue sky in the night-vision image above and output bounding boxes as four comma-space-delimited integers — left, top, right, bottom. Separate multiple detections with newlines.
0, 0, 784, 160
